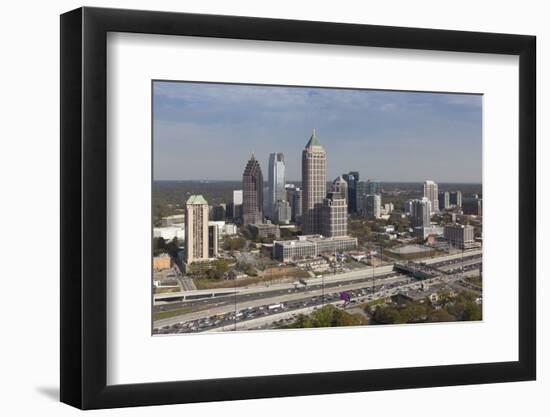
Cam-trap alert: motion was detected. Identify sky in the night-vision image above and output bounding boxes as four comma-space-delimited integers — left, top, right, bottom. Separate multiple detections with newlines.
153, 81, 482, 183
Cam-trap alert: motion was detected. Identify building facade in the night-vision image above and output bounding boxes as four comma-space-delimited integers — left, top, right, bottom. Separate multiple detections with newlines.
248, 223, 281, 239
266, 152, 286, 218
321, 192, 348, 237
211, 204, 226, 221
438, 191, 450, 211
273, 235, 358, 262
423, 180, 439, 214
287, 186, 303, 223
208, 224, 219, 258
462, 197, 482, 216
449, 191, 462, 207
366, 179, 381, 195
184, 195, 209, 264
342, 171, 359, 213
301, 129, 326, 234
411, 197, 432, 228
273, 200, 292, 224
365, 194, 381, 219
332, 176, 348, 205
242, 155, 264, 225
444, 223, 475, 248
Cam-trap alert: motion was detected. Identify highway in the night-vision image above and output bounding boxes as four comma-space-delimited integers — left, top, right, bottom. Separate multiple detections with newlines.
153, 252, 482, 334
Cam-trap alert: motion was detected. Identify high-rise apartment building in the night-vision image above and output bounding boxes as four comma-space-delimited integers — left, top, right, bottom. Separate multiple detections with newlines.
266, 153, 286, 218
321, 192, 348, 237
332, 176, 348, 206
242, 154, 264, 225
438, 191, 450, 211
342, 171, 359, 213
411, 197, 432, 228
184, 195, 209, 264
423, 180, 439, 214
302, 129, 326, 235
449, 191, 463, 207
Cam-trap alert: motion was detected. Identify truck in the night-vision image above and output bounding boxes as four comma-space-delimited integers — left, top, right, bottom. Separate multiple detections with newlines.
268, 303, 284, 310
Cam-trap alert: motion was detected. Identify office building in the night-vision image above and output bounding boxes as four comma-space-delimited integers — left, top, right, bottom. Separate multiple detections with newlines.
462, 197, 482, 216
444, 224, 475, 248
449, 191, 462, 207
321, 192, 348, 237
248, 222, 280, 239
332, 176, 348, 205
211, 204, 226, 221
411, 197, 432, 228
160, 214, 185, 226
365, 194, 381, 219
227, 190, 243, 221
273, 200, 292, 224
423, 180, 439, 214
302, 129, 326, 234
184, 195, 209, 264
242, 154, 264, 225
273, 235, 358, 262
208, 224, 218, 258
438, 191, 450, 211
287, 187, 303, 223
266, 153, 286, 218
403, 199, 414, 215
413, 225, 444, 240
366, 179, 381, 195
342, 171, 359, 213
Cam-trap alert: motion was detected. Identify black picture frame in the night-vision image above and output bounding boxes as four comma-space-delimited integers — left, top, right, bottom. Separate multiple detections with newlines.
60, 6, 536, 410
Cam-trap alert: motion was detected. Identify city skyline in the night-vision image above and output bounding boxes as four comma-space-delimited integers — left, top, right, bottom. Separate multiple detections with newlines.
153, 81, 482, 183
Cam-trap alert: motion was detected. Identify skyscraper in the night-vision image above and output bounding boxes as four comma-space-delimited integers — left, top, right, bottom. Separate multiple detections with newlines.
273, 200, 292, 224
438, 191, 450, 211
266, 153, 286, 218
366, 179, 381, 195
287, 187, 303, 223
449, 191, 463, 207
242, 154, 264, 225
302, 129, 326, 235
423, 180, 439, 214
342, 171, 359, 213
321, 192, 348, 237
228, 189, 243, 221
365, 194, 381, 219
208, 224, 219, 258
411, 197, 432, 228
332, 176, 348, 206
184, 195, 209, 264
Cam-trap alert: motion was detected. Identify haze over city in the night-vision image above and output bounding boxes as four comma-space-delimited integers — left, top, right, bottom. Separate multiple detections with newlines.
153, 81, 482, 183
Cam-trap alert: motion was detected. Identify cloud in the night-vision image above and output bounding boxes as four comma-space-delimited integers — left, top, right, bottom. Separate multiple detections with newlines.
153, 82, 482, 182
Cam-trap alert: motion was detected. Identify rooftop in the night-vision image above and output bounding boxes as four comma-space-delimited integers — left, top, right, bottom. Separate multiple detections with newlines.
186, 195, 208, 205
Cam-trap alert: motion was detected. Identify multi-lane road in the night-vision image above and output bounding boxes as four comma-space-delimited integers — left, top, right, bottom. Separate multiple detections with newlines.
153, 251, 482, 334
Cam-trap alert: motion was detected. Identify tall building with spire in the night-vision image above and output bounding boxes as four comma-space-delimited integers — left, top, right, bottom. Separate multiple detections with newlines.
184, 195, 209, 264
302, 129, 327, 235
242, 154, 264, 225
266, 152, 286, 218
